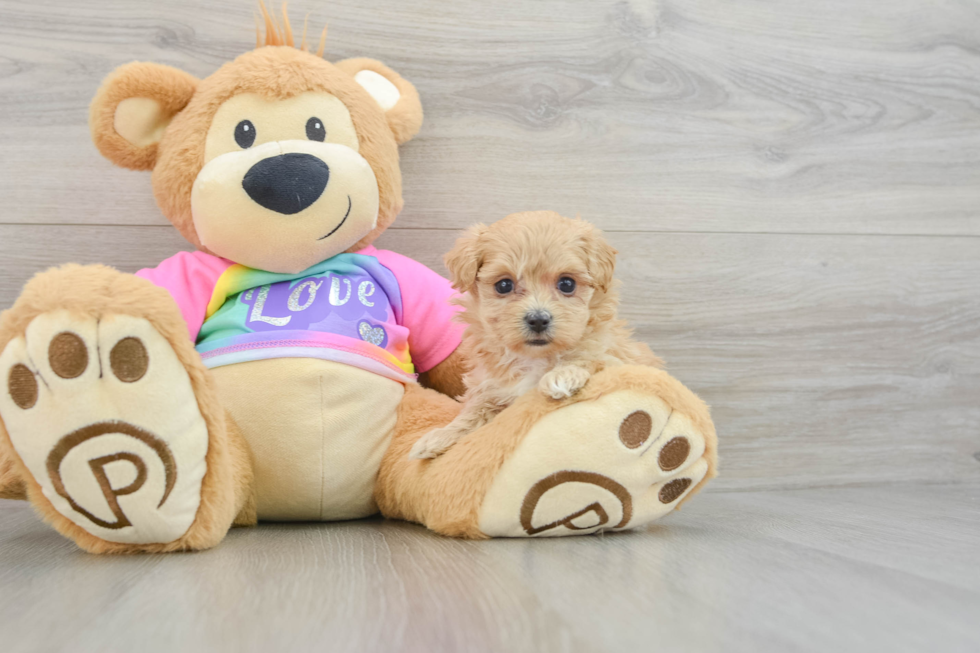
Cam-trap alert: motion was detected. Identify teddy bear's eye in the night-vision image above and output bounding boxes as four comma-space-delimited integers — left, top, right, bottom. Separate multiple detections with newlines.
235, 120, 256, 148
306, 117, 326, 142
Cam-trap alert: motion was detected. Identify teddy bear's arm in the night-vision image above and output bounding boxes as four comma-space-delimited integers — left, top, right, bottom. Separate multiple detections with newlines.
417, 346, 467, 400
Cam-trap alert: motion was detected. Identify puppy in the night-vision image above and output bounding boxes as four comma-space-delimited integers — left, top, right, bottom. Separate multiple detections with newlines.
409, 210, 662, 459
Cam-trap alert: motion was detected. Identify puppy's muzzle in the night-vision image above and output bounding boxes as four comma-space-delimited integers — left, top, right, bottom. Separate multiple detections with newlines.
524, 310, 552, 334
242, 153, 330, 215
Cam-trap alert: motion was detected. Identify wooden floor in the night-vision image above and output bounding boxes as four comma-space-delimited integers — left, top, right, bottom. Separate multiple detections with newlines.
1, 0, 979, 650
2, 483, 979, 653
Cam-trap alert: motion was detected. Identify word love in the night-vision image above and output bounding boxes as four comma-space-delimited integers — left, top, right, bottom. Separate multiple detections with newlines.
240, 273, 389, 332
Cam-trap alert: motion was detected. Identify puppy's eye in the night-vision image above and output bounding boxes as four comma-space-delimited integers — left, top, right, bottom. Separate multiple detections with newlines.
234, 120, 256, 148
494, 279, 514, 295
557, 277, 576, 294
306, 117, 326, 142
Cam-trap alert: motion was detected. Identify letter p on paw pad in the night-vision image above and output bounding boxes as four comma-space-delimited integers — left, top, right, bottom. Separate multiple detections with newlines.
0, 311, 209, 545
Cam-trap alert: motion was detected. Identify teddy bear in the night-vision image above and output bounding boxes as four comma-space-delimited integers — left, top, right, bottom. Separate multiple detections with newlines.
0, 6, 717, 553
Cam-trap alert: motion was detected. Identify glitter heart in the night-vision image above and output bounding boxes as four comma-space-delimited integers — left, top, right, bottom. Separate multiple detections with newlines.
358, 321, 387, 347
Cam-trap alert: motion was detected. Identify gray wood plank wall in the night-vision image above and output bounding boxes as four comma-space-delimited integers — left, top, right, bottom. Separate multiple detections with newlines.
1, 0, 978, 491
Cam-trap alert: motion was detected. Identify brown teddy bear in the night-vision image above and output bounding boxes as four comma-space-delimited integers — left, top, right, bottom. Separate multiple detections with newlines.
0, 6, 717, 553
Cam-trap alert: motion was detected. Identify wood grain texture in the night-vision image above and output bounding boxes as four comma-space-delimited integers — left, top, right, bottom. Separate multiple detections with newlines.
2, 484, 979, 653
2, 2, 979, 650
1, 0, 979, 233
0, 225, 977, 490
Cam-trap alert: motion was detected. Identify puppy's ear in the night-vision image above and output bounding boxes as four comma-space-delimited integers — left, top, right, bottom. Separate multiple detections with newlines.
583, 225, 618, 293
335, 58, 423, 145
444, 224, 489, 292
90, 62, 199, 171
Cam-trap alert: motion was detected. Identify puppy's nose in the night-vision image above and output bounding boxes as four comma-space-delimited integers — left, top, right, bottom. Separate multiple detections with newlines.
524, 310, 552, 334
242, 153, 329, 215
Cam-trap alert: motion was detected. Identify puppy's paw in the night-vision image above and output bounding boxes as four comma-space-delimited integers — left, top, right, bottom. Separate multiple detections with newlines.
540, 365, 591, 400
409, 427, 464, 460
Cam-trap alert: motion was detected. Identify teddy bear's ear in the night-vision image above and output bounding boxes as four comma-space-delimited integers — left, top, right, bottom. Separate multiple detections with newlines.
335, 58, 423, 145
89, 62, 199, 171
444, 223, 490, 292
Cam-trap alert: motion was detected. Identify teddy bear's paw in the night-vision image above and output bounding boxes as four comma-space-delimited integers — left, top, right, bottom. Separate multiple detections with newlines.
0, 311, 208, 545
478, 389, 710, 537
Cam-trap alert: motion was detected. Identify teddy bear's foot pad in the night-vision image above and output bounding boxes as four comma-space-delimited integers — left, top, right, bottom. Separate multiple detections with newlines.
479, 390, 709, 537
0, 311, 208, 544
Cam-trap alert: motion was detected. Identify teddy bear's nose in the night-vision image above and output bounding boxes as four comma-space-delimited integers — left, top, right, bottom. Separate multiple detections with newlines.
242, 153, 330, 215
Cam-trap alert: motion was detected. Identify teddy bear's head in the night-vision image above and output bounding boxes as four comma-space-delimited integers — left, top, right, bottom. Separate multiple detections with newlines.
89, 7, 422, 274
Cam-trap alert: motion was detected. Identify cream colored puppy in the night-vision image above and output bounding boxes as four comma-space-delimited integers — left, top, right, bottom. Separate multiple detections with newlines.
409, 211, 662, 459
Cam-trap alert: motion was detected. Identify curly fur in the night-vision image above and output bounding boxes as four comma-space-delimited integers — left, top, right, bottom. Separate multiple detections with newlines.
409, 211, 663, 459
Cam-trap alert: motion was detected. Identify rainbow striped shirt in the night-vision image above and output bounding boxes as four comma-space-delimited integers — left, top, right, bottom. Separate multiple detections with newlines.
136, 246, 464, 383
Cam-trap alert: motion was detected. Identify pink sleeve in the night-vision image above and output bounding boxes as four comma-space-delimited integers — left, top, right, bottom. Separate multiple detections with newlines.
135, 251, 233, 342
369, 248, 465, 373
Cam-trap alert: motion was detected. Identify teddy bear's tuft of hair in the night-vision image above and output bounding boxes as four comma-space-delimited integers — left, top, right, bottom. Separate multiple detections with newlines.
256, 1, 328, 57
